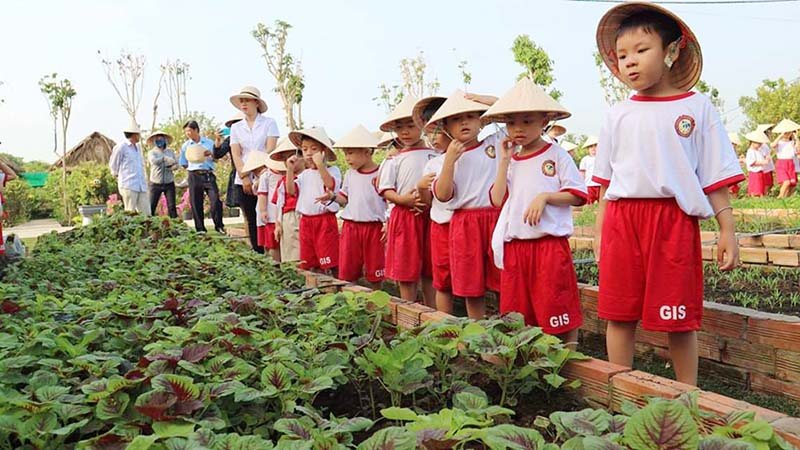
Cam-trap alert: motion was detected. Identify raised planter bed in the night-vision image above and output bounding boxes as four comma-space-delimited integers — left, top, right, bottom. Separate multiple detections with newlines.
301, 271, 800, 446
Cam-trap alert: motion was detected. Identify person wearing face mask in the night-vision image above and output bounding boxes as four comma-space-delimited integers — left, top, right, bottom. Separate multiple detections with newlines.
146, 131, 179, 218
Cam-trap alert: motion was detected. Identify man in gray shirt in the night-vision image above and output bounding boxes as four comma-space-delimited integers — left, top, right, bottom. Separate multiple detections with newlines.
146, 131, 179, 218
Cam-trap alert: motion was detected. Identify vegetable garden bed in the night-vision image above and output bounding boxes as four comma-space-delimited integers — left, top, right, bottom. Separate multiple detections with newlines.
1, 214, 799, 449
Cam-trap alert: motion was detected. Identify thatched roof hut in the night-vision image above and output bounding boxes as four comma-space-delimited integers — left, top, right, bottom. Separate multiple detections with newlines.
0, 155, 22, 175
52, 132, 117, 170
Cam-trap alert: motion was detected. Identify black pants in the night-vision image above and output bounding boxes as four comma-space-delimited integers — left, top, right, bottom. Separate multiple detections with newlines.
236, 185, 264, 253
187, 171, 224, 232
149, 182, 177, 218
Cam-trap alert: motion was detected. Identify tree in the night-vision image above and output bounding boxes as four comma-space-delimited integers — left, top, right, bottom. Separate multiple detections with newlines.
593, 51, 632, 105
160, 59, 191, 122
39, 73, 76, 221
374, 51, 440, 113
738, 76, 800, 133
99, 50, 146, 124
696, 80, 726, 122
511, 35, 561, 100
458, 59, 472, 92
252, 20, 305, 130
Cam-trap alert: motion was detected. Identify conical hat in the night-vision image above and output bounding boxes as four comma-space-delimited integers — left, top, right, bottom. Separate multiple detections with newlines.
426, 90, 490, 132
481, 79, 570, 125
596, 2, 703, 91
185, 144, 208, 164
772, 119, 800, 134
335, 125, 379, 149
745, 130, 769, 144
288, 127, 337, 161
225, 112, 245, 128
562, 141, 577, 152
269, 137, 298, 161
379, 95, 421, 132
755, 124, 774, 134
412, 96, 447, 129
145, 131, 174, 147
583, 136, 599, 148
548, 122, 567, 136
727, 132, 741, 146
376, 131, 396, 148
241, 150, 268, 174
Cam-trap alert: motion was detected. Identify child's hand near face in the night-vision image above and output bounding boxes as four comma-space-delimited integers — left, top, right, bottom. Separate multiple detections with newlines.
311, 151, 325, 168
444, 140, 466, 163
500, 138, 516, 163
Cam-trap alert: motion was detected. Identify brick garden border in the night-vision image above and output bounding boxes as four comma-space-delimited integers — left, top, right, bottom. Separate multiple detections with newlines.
299, 270, 800, 446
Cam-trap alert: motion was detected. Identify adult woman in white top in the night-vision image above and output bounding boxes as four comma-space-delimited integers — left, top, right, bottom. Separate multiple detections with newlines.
229, 86, 280, 253
771, 119, 800, 198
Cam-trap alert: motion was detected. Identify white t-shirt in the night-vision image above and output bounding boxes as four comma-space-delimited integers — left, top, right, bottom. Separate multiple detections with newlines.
579, 155, 600, 187
759, 144, 775, 172
593, 92, 743, 219
776, 140, 797, 160
423, 155, 453, 224
433, 132, 502, 209
230, 115, 280, 185
340, 167, 386, 222
491, 143, 588, 269
295, 166, 342, 216
378, 147, 439, 200
256, 170, 282, 223
745, 148, 764, 173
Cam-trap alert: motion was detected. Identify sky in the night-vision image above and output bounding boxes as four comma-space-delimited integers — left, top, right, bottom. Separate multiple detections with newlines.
1, 0, 799, 163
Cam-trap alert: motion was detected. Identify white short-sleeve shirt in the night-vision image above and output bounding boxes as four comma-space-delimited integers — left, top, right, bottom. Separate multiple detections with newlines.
433, 132, 502, 209
257, 169, 282, 223
776, 140, 797, 160
230, 115, 280, 185
491, 143, 588, 269
423, 155, 453, 224
377, 147, 439, 200
340, 167, 386, 222
759, 144, 775, 172
593, 92, 744, 219
295, 166, 342, 216
745, 148, 764, 173
579, 155, 600, 187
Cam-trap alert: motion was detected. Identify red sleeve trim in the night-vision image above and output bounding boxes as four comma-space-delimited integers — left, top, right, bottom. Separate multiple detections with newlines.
432, 179, 454, 203
703, 174, 746, 194
340, 192, 348, 198
488, 183, 508, 208
378, 188, 395, 197
257, 192, 268, 196
561, 188, 588, 206
591, 175, 610, 187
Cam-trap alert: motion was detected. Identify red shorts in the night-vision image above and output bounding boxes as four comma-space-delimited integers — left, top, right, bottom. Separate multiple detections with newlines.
776, 159, 797, 185
587, 186, 601, 204
299, 213, 339, 270
747, 172, 766, 197
257, 223, 278, 249
450, 208, 501, 297
764, 170, 774, 188
385, 206, 431, 283
598, 198, 703, 332
501, 237, 583, 335
339, 220, 385, 283
430, 221, 451, 292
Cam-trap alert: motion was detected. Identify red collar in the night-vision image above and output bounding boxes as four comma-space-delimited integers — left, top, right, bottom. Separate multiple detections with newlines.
357, 166, 379, 174
630, 92, 695, 102
512, 143, 552, 161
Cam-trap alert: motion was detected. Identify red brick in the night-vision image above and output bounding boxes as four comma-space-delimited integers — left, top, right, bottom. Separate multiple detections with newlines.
579, 309, 605, 335
763, 234, 791, 249
396, 302, 434, 329
776, 350, 800, 383
700, 231, 718, 243
303, 271, 319, 288
738, 235, 763, 248
637, 328, 669, 348
610, 370, 697, 411
790, 235, 800, 249
581, 285, 600, 301
341, 284, 374, 294
772, 418, 800, 449
420, 310, 455, 324
562, 358, 631, 408
702, 302, 748, 339
747, 317, 800, 351
767, 249, 800, 267
739, 247, 769, 264
697, 332, 721, 362
719, 338, 775, 376
750, 373, 800, 403
697, 392, 786, 428
702, 245, 714, 261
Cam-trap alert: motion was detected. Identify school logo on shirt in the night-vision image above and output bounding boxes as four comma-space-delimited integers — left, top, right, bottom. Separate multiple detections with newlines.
542, 160, 557, 177
485, 145, 496, 159
674, 115, 696, 138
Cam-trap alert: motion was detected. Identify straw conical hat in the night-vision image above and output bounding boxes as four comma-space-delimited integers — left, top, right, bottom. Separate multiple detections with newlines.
145, 131, 174, 147
230, 86, 268, 113
376, 131, 396, 148
225, 112, 245, 128
288, 127, 337, 161
379, 95, 421, 132
185, 144, 208, 164
426, 90, 490, 132
481, 78, 570, 125
583, 136, 599, 148
242, 150, 268, 174
412, 96, 447, 129
562, 141, 577, 152
727, 132, 741, 146
772, 119, 800, 134
335, 125, 379, 149
269, 137, 298, 161
596, 2, 702, 92
745, 130, 769, 144
548, 122, 567, 136
755, 124, 774, 134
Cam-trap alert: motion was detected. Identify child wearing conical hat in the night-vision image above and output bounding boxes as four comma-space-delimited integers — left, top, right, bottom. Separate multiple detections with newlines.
285, 127, 342, 274
593, 3, 743, 385
754, 125, 775, 193
426, 90, 504, 320
484, 77, 586, 345
579, 136, 601, 204
377, 96, 439, 305
269, 139, 304, 263
253, 142, 288, 262
770, 119, 800, 198
744, 130, 770, 197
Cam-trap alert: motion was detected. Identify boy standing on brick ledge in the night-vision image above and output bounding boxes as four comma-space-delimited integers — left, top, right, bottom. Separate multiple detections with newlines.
592, 2, 743, 385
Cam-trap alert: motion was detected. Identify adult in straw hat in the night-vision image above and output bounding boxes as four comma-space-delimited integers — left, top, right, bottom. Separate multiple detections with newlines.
109, 120, 150, 215
145, 130, 178, 218
744, 130, 770, 197
178, 119, 225, 234
770, 118, 800, 198
229, 85, 280, 253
